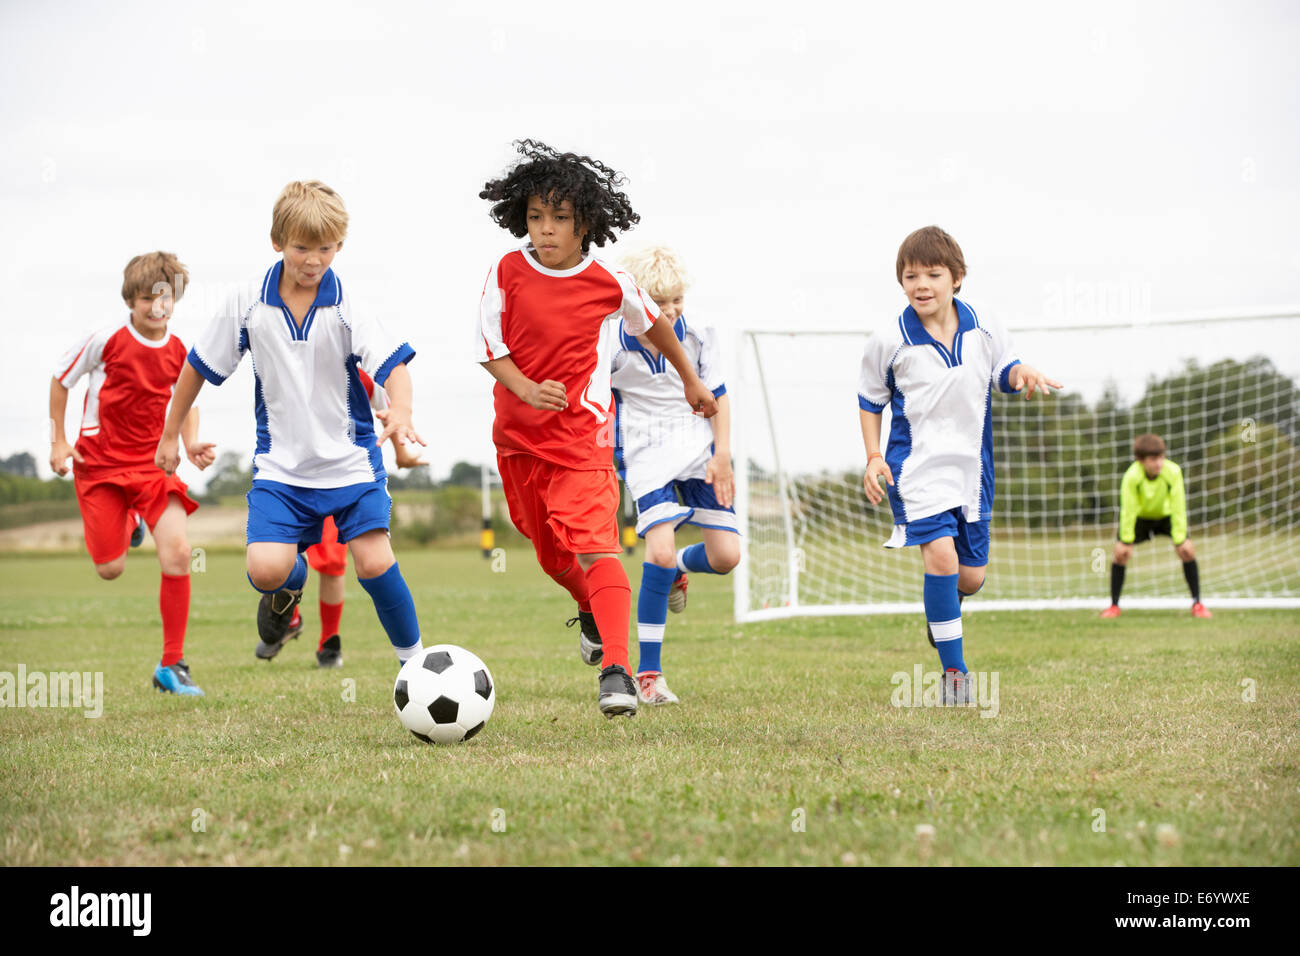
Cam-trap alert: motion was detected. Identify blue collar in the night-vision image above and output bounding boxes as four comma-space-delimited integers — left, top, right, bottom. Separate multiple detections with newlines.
260, 261, 342, 309
621, 315, 687, 374
900, 297, 977, 346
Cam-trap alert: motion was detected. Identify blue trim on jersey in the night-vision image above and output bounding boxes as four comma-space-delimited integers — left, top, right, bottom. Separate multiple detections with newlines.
618, 315, 689, 375
259, 262, 342, 342
238, 327, 249, 357
373, 343, 416, 388
712, 383, 727, 399
253, 370, 271, 475
999, 359, 1022, 394
611, 387, 626, 479
900, 301, 979, 369
858, 394, 885, 413
884, 366, 911, 524
345, 356, 384, 482
979, 386, 994, 519
187, 348, 226, 385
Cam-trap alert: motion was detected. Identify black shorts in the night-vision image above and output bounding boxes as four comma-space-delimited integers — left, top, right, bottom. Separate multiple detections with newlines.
1120, 516, 1172, 544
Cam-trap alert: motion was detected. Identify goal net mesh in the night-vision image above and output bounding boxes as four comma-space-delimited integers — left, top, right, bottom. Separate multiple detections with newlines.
733, 312, 1300, 620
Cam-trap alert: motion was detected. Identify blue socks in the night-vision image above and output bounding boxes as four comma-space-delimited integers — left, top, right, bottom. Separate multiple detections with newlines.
359, 562, 423, 660
924, 573, 967, 673
249, 553, 308, 594
636, 562, 678, 674
676, 543, 717, 574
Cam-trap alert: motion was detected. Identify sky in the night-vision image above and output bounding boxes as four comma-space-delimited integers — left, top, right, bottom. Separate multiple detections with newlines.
2, 0, 1298, 486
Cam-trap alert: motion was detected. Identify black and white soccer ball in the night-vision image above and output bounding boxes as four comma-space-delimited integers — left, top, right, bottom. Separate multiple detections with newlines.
393, 645, 495, 745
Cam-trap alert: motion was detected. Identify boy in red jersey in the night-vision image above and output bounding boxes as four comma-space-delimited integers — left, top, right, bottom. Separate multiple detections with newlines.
50, 251, 216, 695
477, 140, 718, 718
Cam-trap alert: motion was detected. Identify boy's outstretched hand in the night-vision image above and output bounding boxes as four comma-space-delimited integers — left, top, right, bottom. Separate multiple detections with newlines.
863, 455, 893, 506
705, 452, 734, 509
375, 406, 427, 452
684, 379, 718, 418
1010, 364, 1063, 400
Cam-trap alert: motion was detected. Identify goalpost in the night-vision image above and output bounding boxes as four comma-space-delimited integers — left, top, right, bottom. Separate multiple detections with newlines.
732, 309, 1300, 622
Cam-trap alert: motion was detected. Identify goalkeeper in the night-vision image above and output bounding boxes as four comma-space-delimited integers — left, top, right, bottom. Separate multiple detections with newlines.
1102, 433, 1211, 618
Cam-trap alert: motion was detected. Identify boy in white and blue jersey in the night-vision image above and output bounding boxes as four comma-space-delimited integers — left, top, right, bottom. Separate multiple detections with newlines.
613, 246, 738, 705
156, 181, 427, 666
858, 226, 1061, 704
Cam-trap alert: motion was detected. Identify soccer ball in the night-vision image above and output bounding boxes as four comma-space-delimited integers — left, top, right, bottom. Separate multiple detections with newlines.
393, 645, 495, 745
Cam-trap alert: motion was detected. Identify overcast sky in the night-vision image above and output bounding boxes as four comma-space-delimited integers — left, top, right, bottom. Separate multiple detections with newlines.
3, 0, 1297, 486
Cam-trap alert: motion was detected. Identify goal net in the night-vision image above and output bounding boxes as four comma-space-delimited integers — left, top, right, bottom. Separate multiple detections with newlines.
732, 310, 1300, 621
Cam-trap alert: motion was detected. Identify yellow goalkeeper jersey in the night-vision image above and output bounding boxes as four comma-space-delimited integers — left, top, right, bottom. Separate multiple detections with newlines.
1118, 459, 1187, 544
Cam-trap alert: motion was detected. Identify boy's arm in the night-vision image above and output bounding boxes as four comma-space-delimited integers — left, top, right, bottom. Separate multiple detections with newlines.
860, 408, 893, 506
374, 362, 425, 450
480, 356, 568, 411
704, 394, 734, 508
48, 377, 83, 476
1168, 465, 1188, 545
156, 364, 205, 475
1007, 363, 1064, 400
1118, 466, 1139, 544
181, 406, 217, 471
643, 318, 717, 417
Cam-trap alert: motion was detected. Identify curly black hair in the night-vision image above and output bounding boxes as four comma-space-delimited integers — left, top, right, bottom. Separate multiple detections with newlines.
480, 139, 640, 253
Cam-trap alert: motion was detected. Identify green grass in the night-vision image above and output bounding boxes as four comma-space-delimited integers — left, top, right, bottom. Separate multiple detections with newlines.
1, 549, 1296, 866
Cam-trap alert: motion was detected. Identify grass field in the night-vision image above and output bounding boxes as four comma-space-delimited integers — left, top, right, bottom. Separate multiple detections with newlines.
1, 548, 1297, 866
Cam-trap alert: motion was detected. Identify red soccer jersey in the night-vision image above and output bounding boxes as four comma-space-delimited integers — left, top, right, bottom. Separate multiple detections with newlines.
55, 320, 188, 473
476, 246, 659, 470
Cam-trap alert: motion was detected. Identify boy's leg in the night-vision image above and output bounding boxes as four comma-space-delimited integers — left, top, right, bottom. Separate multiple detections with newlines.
75, 474, 130, 580
348, 529, 422, 663
1104, 541, 1133, 617
139, 476, 203, 695
637, 523, 678, 693
317, 571, 347, 665
920, 535, 966, 672
1175, 539, 1210, 616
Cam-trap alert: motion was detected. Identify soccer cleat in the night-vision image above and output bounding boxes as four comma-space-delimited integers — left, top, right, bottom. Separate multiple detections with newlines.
567, 611, 603, 666
637, 671, 679, 705
941, 668, 974, 707
1100, 604, 1122, 619
255, 588, 303, 660
152, 659, 205, 696
129, 513, 146, 549
316, 634, 343, 668
668, 573, 689, 613
598, 664, 638, 718
1191, 602, 1213, 619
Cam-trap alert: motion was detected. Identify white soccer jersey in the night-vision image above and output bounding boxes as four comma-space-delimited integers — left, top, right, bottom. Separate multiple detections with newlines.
857, 299, 1020, 527
188, 262, 415, 488
611, 315, 726, 499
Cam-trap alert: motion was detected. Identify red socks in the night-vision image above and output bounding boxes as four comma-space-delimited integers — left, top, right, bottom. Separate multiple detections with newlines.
584, 557, 630, 670
319, 600, 343, 649
159, 573, 190, 667
550, 557, 592, 613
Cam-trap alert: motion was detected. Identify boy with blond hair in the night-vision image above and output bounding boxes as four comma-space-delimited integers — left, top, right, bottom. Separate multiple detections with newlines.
477, 140, 718, 718
1102, 433, 1211, 618
612, 244, 737, 705
157, 181, 428, 668
51, 251, 216, 695
859, 226, 1061, 705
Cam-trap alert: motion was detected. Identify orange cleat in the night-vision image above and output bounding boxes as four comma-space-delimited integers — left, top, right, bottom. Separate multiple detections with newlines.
1100, 604, 1122, 619
1191, 602, 1213, 619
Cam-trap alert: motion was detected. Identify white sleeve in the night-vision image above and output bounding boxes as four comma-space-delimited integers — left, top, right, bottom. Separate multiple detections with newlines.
857, 330, 894, 413
475, 262, 507, 362
614, 269, 660, 336
696, 326, 726, 395
54, 327, 112, 388
342, 291, 415, 387
369, 381, 390, 413
982, 313, 1022, 393
188, 291, 252, 385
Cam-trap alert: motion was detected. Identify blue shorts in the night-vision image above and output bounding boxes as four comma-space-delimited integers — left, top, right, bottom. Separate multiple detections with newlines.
634, 478, 739, 537
246, 480, 392, 550
884, 507, 989, 567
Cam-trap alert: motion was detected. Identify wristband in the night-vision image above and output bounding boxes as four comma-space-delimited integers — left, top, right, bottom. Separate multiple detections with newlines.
867, 452, 883, 463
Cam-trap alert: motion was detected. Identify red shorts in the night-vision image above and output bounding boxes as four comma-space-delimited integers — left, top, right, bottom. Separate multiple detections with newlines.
497, 453, 619, 574
305, 515, 348, 576
74, 467, 199, 565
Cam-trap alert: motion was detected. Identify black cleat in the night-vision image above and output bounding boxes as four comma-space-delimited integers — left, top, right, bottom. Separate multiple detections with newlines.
315, 634, 343, 669
567, 611, 603, 666
129, 514, 146, 548
255, 588, 303, 660
598, 664, 637, 718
